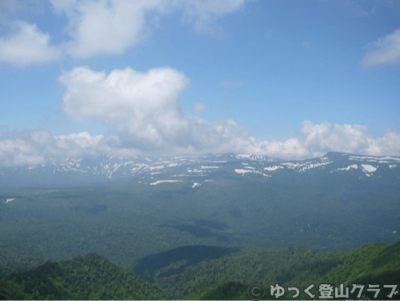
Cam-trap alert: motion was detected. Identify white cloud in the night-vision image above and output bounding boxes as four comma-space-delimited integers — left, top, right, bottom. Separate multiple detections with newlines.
295, 120, 400, 158
361, 29, 400, 68
60, 66, 189, 148
51, 0, 161, 57
0, 137, 42, 166
300, 121, 372, 155
51, 0, 247, 58
1, 61, 399, 165
56, 66, 400, 160
1, 120, 400, 166
219, 120, 400, 160
0, 21, 60, 66
0, 130, 105, 166
193, 103, 207, 112
0, 0, 247, 64
59, 66, 253, 154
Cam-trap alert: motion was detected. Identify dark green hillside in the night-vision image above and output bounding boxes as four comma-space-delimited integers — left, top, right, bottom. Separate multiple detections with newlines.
0, 253, 165, 300
1, 241, 399, 300
183, 241, 400, 300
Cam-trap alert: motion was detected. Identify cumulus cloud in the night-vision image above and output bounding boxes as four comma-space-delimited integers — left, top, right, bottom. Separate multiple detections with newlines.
51, 0, 246, 58
0, 0, 246, 64
51, 0, 161, 57
60, 66, 189, 149
1, 64, 399, 165
238, 121, 400, 159
59, 66, 252, 154
295, 121, 400, 158
56, 66, 400, 160
0, 21, 60, 66
0, 130, 105, 166
361, 29, 400, 68
1, 120, 400, 166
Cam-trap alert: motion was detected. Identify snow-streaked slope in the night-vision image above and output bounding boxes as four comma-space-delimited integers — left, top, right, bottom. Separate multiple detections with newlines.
0, 152, 399, 188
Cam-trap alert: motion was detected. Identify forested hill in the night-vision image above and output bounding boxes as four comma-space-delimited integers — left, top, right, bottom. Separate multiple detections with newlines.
1, 240, 399, 300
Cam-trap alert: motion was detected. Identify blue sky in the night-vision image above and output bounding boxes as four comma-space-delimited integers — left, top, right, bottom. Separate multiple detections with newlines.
0, 0, 399, 166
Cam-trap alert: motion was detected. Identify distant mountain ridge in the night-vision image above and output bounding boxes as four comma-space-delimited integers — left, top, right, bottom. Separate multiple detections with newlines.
0, 152, 399, 189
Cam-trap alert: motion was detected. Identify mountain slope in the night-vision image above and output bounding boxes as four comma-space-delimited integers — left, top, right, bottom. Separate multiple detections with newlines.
0, 152, 399, 189
1, 241, 399, 300
0, 253, 165, 300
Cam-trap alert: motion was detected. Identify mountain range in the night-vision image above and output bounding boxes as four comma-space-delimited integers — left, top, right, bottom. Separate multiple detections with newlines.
1, 151, 399, 189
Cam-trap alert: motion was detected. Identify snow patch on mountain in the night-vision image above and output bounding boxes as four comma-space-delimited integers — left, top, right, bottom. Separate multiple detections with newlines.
234, 169, 262, 175
299, 162, 332, 172
264, 166, 283, 171
361, 164, 377, 173
150, 165, 164, 171
349, 155, 377, 161
150, 180, 182, 185
336, 164, 358, 171
280, 162, 304, 169
235, 154, 270, 161
234, 169, 254, 174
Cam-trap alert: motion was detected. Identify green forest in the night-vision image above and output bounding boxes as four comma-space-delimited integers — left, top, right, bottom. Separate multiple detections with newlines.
1, 166, 399, 300
1, 240, 399, 300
